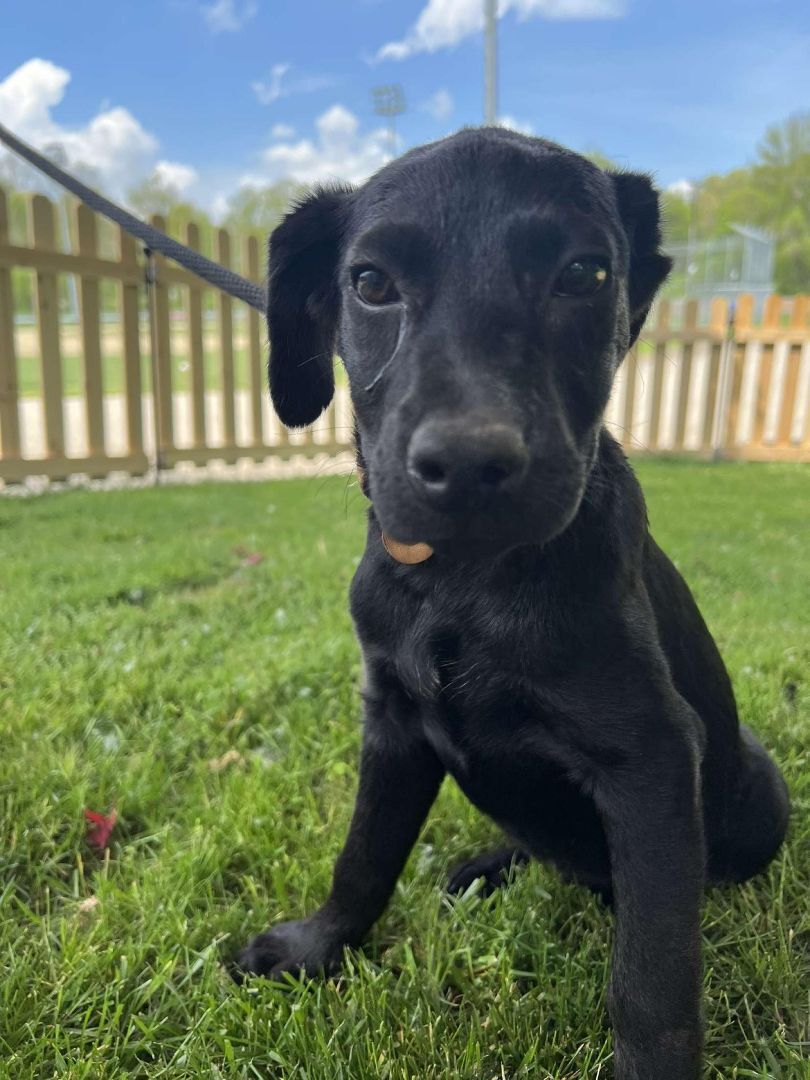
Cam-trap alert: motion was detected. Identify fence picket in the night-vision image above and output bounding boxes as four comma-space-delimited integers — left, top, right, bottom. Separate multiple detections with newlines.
149, 214, 174, 457
775, 296, 808, 447
184, 222, 207, 449
0, 189, 21, 460
30, 194, 65, 463
216, 228, 237, 450
646, 300, 669, 450
76, 204, 105, 462
673, 299, 699, 449
722, 294, 754, 450
620, 346, 638, 450
245, 235, 265, 448
701, 298, 727, 450
118, 229, 146, 467
751, 295, 782, 446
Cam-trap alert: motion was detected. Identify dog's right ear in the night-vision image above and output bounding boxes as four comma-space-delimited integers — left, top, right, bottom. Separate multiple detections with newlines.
267, 186, 353, 428
610, 172, 672, 346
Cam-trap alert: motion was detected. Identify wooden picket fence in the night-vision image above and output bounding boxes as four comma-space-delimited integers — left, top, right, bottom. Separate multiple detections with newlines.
608, 294, 810, 462
1, 186, 809, 485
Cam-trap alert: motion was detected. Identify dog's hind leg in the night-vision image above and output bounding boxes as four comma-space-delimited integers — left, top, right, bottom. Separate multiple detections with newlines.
447, 846, 529, 896
708, 724, 790, 884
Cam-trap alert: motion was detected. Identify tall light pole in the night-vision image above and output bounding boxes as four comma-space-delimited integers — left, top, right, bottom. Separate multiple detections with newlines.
372, 84, 406, 161
484, 0, 498, 125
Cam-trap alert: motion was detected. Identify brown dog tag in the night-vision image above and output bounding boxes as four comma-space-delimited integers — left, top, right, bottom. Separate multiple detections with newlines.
356, 466, 433, 563
381, 533, 434, 564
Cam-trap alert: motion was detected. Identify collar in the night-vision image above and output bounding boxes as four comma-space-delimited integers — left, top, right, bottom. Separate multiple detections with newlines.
356, 465, 434, 565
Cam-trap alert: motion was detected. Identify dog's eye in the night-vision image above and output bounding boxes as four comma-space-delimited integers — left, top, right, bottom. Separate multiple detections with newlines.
353, 267, 400, 306
553, 259, 609, 298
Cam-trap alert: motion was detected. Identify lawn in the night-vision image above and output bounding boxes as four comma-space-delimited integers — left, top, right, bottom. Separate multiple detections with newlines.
0, 461, 807, 1079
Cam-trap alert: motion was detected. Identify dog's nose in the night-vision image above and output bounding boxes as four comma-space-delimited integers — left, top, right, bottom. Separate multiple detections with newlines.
406, 419, 528, 507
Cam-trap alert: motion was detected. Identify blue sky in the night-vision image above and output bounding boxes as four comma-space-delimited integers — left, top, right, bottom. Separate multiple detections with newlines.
1, 0, 808, 215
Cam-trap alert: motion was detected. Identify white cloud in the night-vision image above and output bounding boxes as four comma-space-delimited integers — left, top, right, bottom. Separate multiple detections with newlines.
271, 123, 296, 139
210, 192, 231, 220
201, 0, 257, 34
244, 103, 392, 186
421, 88, 454, 121
252, 63, 335, 107
0, 58, 194, 200
252, 63, 290, 106
377, 0, 625, 61
667, 178, 696, 200
151, 160, 199, 195
0, 57, 70, 139
498, 115, 534, 135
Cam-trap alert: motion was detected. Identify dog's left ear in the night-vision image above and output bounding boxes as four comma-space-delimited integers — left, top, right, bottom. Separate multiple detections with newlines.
267, 186, 353, 428
611, 172, 672, 345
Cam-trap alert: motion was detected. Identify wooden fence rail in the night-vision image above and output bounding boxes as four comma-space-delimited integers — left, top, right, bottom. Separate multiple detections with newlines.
1, 186, 809, 485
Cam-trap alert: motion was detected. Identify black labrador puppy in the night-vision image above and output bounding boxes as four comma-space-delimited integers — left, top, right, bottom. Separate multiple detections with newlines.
239, 128, 789, 1079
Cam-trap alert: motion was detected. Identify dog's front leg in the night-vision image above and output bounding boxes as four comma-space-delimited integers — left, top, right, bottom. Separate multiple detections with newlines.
594, 701, 705, 1080
239, 706, 444, 980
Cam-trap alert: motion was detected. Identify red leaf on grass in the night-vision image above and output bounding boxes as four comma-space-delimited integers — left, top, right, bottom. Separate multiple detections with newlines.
232, 545, 264, 567
84, 808, 118, 851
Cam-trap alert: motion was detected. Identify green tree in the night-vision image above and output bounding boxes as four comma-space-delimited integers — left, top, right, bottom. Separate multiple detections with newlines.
126, 174, 213, 251
660, 190, 691, 245
691, 168, 758, 237
750, 113, 810, 293
221, 180, 304, 240
682, 114, 810, 294
127, 172, 187, 219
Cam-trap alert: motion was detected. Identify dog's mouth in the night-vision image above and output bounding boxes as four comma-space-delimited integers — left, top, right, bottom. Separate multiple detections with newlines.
368, 460, 589, 564
376, 501, 577, 563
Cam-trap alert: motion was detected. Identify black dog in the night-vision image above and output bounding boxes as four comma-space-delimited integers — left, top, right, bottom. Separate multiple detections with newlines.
239, 128, 789, 1079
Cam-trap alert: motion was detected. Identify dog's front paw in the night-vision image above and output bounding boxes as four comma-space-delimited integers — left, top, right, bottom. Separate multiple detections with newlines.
237, 916, 346, 981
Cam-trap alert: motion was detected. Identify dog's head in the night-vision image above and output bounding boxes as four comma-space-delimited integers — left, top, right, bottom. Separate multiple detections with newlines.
267, 128, 670, 559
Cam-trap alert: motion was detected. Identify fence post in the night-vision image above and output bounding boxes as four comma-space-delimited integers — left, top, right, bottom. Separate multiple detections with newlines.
0, 188, 21, 462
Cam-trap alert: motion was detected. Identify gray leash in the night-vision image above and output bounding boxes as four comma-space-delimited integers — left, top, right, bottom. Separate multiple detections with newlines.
0, 121, 266, 312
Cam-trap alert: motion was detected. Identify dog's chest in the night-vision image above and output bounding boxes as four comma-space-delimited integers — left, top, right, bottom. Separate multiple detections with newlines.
417, 630, 560, 789
357, 564, 600, 831
420, 668, 574, 836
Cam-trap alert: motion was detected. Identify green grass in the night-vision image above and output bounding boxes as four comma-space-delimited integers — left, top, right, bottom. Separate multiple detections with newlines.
0, 462, 807, 1079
